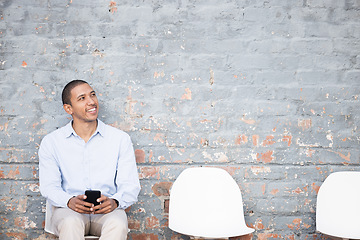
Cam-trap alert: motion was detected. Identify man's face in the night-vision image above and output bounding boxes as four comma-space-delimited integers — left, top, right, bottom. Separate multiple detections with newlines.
64, 83, 99, 123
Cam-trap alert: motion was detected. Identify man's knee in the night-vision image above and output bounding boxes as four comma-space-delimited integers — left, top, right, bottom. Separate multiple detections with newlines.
52, 209, 87, 236
102, 210, 128, 235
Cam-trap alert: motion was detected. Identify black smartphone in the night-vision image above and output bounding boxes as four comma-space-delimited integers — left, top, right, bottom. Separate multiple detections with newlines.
85, 190, 101, 206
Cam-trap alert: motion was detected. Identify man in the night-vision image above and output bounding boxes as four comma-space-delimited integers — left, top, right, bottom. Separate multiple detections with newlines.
39, 80, 141, 240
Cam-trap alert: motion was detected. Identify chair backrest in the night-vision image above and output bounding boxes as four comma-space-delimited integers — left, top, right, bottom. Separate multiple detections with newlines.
169, 167, 254, 238
44, 200, 55, 235
316, 171, 360, 239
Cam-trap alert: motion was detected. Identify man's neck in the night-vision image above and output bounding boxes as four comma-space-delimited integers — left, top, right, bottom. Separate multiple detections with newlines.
72, 119, 98, 143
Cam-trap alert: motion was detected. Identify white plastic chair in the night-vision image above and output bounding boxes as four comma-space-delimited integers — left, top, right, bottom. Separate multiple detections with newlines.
45, 200, 100, 240
316, 171, 360, 240
169, 167, 254, 239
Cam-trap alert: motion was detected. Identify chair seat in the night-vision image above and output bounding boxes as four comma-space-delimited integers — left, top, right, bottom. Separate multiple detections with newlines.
85, 236, 99, 240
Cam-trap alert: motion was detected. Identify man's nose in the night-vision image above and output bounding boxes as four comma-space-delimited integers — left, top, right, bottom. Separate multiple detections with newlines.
87, 96, 96, 104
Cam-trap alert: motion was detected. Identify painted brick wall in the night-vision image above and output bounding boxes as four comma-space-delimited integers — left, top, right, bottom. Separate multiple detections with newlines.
0, 0, 359, 239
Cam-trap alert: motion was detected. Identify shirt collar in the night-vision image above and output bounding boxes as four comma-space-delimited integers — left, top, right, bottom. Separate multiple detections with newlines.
64, 119, 106, 138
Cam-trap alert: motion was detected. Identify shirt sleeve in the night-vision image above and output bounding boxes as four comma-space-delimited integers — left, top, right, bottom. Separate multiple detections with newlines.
39, 135, 73, 208
111, 134, 141, 209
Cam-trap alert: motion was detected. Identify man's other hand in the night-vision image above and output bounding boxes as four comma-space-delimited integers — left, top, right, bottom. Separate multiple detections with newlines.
67, 195, 94, 214
93, 195, 118, 214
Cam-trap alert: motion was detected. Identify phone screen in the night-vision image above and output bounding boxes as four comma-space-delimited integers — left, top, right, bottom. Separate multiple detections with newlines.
85, 190, 101, 206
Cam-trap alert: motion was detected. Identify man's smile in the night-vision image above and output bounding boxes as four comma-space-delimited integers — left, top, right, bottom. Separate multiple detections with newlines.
87, 107, 97, 113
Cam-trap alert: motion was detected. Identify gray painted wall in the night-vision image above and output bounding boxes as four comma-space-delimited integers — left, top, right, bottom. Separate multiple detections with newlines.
0, 0, 359, 239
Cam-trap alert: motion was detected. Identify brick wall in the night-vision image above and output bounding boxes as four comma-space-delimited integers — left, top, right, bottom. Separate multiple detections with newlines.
0, 0, 359, 239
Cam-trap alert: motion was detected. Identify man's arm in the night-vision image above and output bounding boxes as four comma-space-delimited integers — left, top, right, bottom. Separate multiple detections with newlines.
110, 134, 141, 210
38, 135, 74, 208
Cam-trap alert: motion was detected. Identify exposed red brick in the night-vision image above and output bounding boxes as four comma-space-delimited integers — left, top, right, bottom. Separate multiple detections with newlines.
135, 149, 146, 163
298, 119, 312, 130
152, 182, 172, 196
328, 150, 351, 162
254, 219, 265, 230
306, 149, 315, 157
2, 166, 20, 179
240, 118, 256, 125
287, 218, 302, 231
200, 138, 209, 147
6, 232, 27, 240
125, 206, 131, 213
109, 1, 117, 14
235, 134, 248, 145
131, 233, 158, 240
286, 234, 295, 240
270, 189, 279, 195
154, 133, 165, 143
311, 182, 320, 194
128, 217, 141, 230
282, 135, 292, 146
164, 199, 169, 214
148, 150, 153, 162
257, 233, 279, 240
138, 166, 161, 179
219, 166, 240, 176
292, 187, 303, 194
303, 223, 311, 229
262, 135, 275, 146
145, 216, 160, 229
262, 183, 266, 195
17, 198, 27, 213
161, 218, 169, 228
171, 232, 185, 240
181, 88, 192, 100
252, 135, 259, 146
293, 218, 302, 226
257, 151, 274, 163
230, 234, 253, 240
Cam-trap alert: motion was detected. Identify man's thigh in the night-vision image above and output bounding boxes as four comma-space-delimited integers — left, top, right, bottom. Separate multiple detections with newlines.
52, 207, 90, 236
89, 209, 128, 237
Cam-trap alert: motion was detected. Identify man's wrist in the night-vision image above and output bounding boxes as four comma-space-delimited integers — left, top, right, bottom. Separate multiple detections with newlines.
112, 198, 119, 208
67, 196, 75, 208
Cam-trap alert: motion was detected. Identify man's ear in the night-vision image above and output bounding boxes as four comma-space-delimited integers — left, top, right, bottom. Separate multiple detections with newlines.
63, 104, 73, 115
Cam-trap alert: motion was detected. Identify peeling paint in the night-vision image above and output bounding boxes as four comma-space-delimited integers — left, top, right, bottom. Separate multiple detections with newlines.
181, 88, 192, 100
251, 166, 271, 175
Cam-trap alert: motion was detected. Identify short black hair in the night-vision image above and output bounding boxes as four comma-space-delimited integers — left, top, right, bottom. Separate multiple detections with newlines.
62, 80, 89, 105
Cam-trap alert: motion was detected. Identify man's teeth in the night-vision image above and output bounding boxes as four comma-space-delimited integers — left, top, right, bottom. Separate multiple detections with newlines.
88, 108, 96, 112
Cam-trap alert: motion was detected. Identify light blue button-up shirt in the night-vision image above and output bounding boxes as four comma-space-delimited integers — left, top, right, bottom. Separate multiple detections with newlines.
39, 119, 141, 209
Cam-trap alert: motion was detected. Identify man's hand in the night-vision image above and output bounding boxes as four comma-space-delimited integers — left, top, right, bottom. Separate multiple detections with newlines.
67, 194, 94, 214
93, 195, 118, 214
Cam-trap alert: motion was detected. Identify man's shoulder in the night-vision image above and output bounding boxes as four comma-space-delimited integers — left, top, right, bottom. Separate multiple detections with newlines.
41, 122, 71, 142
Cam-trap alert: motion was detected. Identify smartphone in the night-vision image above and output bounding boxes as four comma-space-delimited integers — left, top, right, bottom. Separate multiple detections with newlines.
85, 190, 101, 206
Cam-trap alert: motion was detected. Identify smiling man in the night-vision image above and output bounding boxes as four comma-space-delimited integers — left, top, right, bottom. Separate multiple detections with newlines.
39, 80, 141, 240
